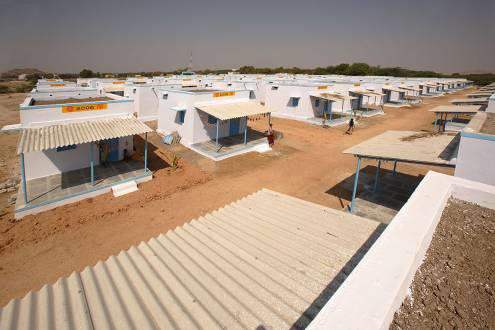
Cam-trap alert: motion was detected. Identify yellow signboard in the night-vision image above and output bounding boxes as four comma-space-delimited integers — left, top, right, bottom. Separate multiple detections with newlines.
213, 91, 235, 98
112, 81, 125, 84
317, 86, 328, 90
47, 79, 57, 82
50, 84, 65, 87
62, 103, 108, 113
354, 83, 361, 86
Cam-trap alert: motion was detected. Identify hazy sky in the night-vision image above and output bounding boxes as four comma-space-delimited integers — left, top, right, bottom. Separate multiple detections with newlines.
1, 0, 494, 73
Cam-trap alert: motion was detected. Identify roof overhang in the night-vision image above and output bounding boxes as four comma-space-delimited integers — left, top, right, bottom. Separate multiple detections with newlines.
429, 105, 481, 114
17, 116, 153, 154
343, 130, 458, 166
195, 100, 272, 121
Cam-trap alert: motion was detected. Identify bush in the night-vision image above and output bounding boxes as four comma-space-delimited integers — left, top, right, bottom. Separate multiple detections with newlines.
0, 85, 10, 94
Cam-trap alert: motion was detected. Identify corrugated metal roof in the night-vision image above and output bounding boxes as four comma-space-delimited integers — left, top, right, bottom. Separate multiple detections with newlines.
195, 101, 272, 121
429, 105, 481, 113
0, 189, 381, 330
17, 117, 153, 154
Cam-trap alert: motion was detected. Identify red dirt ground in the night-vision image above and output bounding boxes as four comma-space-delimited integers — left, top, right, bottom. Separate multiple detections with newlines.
0, 90, 473, 306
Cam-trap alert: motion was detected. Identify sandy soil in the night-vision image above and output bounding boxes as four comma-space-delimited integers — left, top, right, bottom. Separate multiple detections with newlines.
391, 199, 495, 329
0, 89, 473, 306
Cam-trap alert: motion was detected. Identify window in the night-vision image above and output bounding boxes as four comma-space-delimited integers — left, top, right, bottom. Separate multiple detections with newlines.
162, 93, 168, 100
178, 111, 185, 124
271, 86, 278, 90
208, 115, 217, 124
315, 98, 320, 107
290, 97, 300, 107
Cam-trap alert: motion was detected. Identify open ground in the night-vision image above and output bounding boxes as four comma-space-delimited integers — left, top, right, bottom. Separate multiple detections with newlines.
0, 89, 472, 306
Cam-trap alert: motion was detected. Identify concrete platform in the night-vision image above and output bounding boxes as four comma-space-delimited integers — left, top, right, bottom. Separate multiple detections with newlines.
15, 160, 151, 219
189, 130, 269, 161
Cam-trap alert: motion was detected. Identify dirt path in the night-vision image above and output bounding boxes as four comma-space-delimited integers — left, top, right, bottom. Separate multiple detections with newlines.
0, 89, 473, 305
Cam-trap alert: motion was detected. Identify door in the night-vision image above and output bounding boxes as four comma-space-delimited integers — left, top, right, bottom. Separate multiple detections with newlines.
108, 138, 119, 161
229, 118, 240, 136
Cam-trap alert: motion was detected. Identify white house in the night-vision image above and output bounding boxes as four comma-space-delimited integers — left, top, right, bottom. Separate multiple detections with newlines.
157, 88, 272, 160
15, 90, 153, 219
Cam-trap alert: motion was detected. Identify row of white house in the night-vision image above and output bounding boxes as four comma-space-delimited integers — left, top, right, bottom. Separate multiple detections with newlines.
8, 74, 471, 218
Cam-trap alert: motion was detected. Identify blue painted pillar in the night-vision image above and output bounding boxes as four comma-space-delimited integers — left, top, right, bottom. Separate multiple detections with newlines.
89, 143, 94, 185
373, 160, 381, 193
216, 119, 220, 146
20, 153, 28, 204
329, 102, 333, 121
144, 133, 148, 172
350, 157, 361, 213
244, 117, 248, 144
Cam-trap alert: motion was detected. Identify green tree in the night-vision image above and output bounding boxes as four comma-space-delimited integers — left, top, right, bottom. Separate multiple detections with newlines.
79, 69, 95, 78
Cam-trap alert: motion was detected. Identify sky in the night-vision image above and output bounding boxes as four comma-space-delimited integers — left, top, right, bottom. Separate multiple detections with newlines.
1, 0, 494, 74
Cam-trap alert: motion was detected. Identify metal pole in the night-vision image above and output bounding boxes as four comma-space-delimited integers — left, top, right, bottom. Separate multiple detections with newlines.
393, 160, 397, 175
144, 133, 148, 172
244, 117, 248, 144
268, 113, 272, 125
89, 143, 94, 185
434, 113, 438, 131
20, 153, 28, 204
373, 160, 381, 193
349, 157, 361, 213
216, 119, 219, 146
329, 102, 333, 121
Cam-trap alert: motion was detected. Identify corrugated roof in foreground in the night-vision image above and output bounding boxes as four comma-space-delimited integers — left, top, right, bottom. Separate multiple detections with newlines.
17, 117, 153, 154
0, 189, 381, 330
195, 101, 272, 120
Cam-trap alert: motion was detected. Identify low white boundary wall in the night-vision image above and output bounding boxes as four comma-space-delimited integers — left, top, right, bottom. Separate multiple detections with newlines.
308, 171, 495, 330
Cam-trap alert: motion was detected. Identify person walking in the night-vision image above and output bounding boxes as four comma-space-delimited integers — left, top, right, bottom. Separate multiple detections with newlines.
346, 117, 355, 135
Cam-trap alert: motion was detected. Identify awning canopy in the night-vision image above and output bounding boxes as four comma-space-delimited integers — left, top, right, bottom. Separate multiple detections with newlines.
17, 116, 153, 154
429, 105, 481, 114
451, 98, 488, 104
399, 86, 420, 92
382, 86, 405, 93
351, 90, 384, 97
195, 101, 272, 121
315, 93, 357, 102
343, 130, 458, 166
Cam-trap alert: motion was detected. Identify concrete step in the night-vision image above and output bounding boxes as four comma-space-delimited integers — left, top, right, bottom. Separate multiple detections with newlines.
111, 180, 138, 197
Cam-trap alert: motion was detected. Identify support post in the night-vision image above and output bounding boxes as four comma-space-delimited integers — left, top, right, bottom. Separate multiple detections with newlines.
393, 160, 397, 175
329, 103, 333, 121
244, 117, 248, 144
373, 160, 381, 193
268, 113, 272, 126
434, 112, 438, 131
216, 119, 219, 146
144, 132, 148, 172
89, 143, 94, 185
20, 153, 28, 204
349, 157, 361, 213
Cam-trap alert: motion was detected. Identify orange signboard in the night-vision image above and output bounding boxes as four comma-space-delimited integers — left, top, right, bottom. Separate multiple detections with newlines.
317, 86, 328, 90
213, 91, 235, 98
62, 103, 108, 113
49, 84, 65, 87
112, 81, 125, 84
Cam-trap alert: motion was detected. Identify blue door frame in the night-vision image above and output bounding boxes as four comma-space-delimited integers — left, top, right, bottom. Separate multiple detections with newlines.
229, 118, 240, 136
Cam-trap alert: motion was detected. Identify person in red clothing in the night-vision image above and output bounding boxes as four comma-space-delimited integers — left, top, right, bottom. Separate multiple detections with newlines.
267, 123, 275, 147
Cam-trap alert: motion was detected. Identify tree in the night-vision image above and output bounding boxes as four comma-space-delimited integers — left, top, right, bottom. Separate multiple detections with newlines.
79, 69, 95, 78
334, 63, 350, 75
347, 63, 371, 76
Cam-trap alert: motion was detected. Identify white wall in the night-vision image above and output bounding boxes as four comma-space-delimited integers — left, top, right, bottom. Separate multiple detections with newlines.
157, 90, 251, 145
20, 98, 134, 127
455, 133, 495, 186
25, 143, 99, 180
486, 95, 495, 113
24, 136, 134, 180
